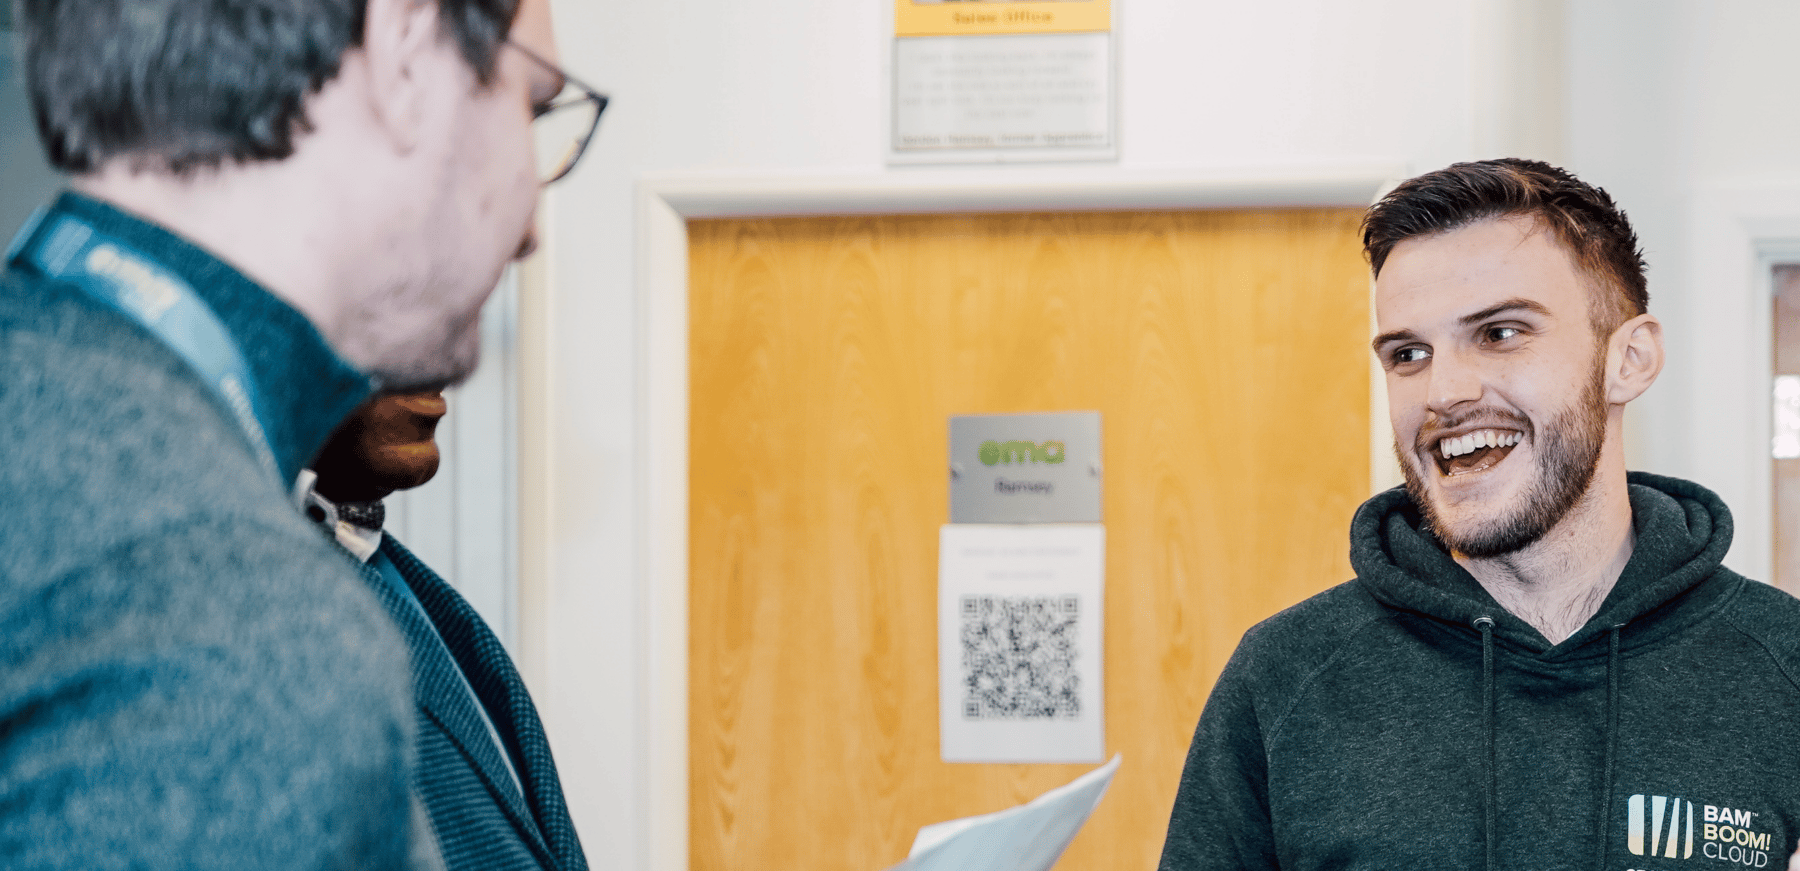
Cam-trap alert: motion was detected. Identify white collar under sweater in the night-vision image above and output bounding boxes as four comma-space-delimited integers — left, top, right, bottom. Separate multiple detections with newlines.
292, 469, 383, 562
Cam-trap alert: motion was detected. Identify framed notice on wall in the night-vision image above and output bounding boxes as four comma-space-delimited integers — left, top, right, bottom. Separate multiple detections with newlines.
890, 0, 1115, 164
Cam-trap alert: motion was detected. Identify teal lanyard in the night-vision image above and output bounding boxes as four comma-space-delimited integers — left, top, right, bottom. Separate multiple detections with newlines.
6, 208, 282, 481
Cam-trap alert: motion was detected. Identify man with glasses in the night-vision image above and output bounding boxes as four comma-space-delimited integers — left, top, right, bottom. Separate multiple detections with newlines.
1, 0, 601, 867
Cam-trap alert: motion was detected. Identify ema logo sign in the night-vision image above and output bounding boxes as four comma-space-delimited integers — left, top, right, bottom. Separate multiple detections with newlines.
1628, 795, 1694, 858
1627, 795, 1776, 867
977, 440, 1066, 466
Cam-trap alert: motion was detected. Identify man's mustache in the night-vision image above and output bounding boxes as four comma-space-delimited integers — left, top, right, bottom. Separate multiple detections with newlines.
1414, 407, 1532, 454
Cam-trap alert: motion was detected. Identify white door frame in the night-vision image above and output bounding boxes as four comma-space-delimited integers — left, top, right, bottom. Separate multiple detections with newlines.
1687, 183, 1800, 583
633, 165, 1403, 871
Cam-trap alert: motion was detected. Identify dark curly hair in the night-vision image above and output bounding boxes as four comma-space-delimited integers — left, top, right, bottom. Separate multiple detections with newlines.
18, 0, 519, 175
1363, 158, 1649, 336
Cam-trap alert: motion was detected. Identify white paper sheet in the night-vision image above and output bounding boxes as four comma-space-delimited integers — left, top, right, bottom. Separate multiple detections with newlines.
891, 33, 1115, 164
883, 754, 1122, 871
939, 524, 1104, 763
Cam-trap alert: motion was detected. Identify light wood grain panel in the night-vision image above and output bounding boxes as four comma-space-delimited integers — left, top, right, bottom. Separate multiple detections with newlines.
689, 209, 1371, 870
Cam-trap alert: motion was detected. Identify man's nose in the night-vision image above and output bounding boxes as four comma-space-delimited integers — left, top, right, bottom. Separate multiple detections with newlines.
1426, 348, 1483, 414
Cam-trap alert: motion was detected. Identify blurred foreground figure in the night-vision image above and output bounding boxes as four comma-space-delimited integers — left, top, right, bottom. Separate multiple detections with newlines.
303, 391, 587, 871
1160, 160, 1800, 871
0, 0, 582, 866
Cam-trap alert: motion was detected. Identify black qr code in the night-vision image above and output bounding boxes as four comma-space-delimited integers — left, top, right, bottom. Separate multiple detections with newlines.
960, 595, 1081, 720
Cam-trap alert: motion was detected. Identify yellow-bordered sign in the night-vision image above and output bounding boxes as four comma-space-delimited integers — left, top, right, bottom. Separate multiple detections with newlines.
894, 0, 1111, 37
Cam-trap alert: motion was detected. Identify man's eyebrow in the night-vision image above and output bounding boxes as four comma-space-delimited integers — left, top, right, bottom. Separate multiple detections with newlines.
1370, 328, 1418, 354
1458, 298, 1553, 327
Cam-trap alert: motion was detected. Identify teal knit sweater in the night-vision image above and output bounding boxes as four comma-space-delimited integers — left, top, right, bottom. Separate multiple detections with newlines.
0, 193, 424, 869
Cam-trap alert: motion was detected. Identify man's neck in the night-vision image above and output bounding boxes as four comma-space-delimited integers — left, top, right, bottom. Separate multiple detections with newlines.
73, 165, 344, 332
1455, 464, 1635, 645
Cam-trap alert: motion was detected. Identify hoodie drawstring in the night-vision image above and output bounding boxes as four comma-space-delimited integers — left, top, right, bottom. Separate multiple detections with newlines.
1474, 616, 1496, 871
1593, 624, 1623, 871
1473, 618, 1625, 871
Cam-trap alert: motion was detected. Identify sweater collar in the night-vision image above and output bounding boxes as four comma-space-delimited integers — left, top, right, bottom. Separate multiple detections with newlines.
47, 191, 373, 485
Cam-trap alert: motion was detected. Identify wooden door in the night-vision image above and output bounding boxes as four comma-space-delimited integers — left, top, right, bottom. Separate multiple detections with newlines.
688, 209, 1371, 870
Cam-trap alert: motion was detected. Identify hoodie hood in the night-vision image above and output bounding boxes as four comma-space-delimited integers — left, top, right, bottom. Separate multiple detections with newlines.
1350, 471, 1739, 658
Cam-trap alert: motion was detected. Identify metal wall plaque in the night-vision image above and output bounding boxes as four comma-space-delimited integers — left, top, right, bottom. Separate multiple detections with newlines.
890, 0, 1116, 166
949, 411, 1101, 523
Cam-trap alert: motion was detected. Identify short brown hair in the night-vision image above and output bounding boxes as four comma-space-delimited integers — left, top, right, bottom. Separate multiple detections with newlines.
1362, 159, 1649, 335
20, 0, 520, 175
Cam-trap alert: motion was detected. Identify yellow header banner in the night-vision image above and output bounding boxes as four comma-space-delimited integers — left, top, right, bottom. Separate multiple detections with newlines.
894, 0, 1111, 37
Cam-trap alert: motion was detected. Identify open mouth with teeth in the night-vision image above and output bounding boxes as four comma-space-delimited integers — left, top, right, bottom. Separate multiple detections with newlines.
1435, 429, 1522, 477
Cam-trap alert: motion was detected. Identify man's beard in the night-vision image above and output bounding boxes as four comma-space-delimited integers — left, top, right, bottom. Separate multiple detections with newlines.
1398, 364, 1608, 559
369, 320, 482, 393
340, 295, 486, 393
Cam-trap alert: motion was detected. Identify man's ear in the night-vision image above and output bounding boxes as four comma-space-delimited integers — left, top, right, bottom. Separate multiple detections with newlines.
1605, 313, 1664, 405
359, 0, 442, 154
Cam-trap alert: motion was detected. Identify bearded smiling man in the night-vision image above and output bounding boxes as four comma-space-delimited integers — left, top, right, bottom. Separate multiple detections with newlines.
1159, 159, 1800, 871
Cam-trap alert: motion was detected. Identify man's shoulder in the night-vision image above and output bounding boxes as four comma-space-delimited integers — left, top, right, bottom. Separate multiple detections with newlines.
0, 265, 420, 866
0, 262, 406, 690
0, 263, 263, 482
1227, 581, 1389, 681
1722, 574, 1800, 666
0, 263, 202, 414
1194, 582, 1396, 746
0, 318, 278, 574
0, 299, 398, 665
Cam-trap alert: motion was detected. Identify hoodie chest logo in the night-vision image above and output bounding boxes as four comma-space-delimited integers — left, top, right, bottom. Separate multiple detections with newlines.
1626, 794, 1775, 867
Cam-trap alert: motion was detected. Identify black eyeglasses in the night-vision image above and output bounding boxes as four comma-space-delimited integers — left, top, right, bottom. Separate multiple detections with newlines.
508, 41, 608, 186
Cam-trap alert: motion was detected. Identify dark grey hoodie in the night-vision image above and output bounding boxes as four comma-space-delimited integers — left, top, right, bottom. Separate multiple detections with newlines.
1159, 472, 1800, 871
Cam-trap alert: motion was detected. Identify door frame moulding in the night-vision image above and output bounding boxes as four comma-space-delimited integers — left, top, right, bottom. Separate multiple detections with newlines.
1686, 183, 1800, 584
634, 165, 1403, 871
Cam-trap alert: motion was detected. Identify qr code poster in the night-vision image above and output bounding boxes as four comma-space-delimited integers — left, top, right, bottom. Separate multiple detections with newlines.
938, 524, 1104, 763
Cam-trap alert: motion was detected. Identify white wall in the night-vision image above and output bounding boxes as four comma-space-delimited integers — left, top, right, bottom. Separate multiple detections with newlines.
532, 1, 1570, 867
1568, 0, 1800, 580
